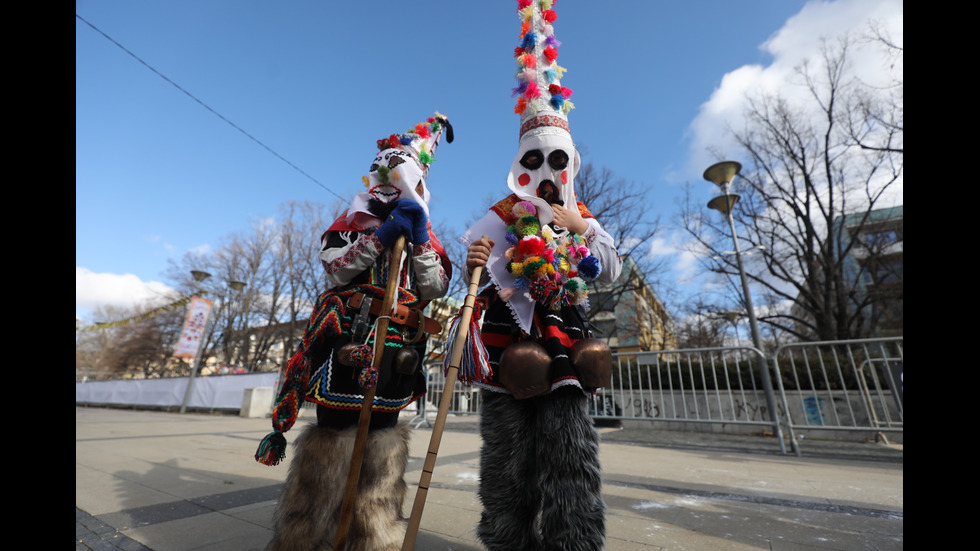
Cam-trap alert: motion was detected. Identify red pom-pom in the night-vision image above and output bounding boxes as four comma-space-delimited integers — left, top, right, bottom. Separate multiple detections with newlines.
549, 84, 561, 95
415, 123, 432, 139
514, 46, 525, 58
543, 47, 558, 63
517, 236, 546, 257
518, 0, 532, 8
515, 97, 528, 114
524, 81, 541, 99
542, 10, 557, 23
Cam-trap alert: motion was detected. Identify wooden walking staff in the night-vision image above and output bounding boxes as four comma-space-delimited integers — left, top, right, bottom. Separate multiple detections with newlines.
401, 236, 489, 551
333, 235, 407, 551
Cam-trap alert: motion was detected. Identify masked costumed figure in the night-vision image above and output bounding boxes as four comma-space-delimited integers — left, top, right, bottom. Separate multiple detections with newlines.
256, 113, 453, 551
459, 3, 623, 550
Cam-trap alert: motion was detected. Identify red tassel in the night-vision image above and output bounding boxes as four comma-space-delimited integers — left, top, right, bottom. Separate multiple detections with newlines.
514, 97, 528, 114
542, 9, 557, 23
524, 81, 541, 99
544, 46, 558, 63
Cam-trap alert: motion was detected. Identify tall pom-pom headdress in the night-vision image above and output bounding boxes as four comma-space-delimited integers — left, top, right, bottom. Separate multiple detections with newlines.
512, 0, 574, 144
506, 0, 581, 224
344, 112, 454, 230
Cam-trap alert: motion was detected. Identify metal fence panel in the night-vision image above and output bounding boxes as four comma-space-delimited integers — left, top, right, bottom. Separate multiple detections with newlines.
417, 337, 904, 456
771, 337, 903, 451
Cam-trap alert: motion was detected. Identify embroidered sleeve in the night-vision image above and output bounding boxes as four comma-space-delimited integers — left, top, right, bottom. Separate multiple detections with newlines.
583, 219, 623, 284
412, 241, 450, 300
320, 230, 385, 289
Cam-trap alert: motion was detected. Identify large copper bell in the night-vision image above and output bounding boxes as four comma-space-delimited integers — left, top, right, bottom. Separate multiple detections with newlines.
393, 347, 419, 375
570, 338, 612, 389
498, 340, 551, 400
335, 343, 360, 367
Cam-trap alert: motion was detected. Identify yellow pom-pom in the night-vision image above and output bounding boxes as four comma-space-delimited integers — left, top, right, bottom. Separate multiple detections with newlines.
541, 225, 555, 241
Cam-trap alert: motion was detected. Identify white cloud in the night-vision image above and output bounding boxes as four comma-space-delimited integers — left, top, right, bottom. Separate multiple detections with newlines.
75, 267, 175, 318
686, 0, 903, 176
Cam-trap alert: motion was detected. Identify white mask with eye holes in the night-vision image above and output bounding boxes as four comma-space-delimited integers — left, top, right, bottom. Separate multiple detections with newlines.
346, 147, 430, 229
506, 133, 581, 226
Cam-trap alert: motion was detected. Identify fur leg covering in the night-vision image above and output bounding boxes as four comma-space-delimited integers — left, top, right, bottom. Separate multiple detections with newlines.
537, 391, 606, 551
476, 391, 544, 551
267, 422, 411, 551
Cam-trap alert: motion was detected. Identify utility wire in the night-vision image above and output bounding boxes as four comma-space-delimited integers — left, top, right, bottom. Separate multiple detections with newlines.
76, 13, 346, 202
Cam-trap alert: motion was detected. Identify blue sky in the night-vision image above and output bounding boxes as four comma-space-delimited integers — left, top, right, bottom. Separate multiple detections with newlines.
76, 0, 902, 322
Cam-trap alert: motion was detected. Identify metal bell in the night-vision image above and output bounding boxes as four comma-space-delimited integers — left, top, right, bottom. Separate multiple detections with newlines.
393, 347, 420, 375
570, 338, 612, 389
498, 340, 552, 400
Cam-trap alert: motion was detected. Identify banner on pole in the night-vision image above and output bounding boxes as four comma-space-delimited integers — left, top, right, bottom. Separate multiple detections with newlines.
174, 296, 213, 359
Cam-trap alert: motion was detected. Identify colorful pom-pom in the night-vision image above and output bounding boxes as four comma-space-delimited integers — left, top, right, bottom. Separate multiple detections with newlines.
517, 235, 546, 257
514, 97, 528, 115
561, 99, 575, 115
520, 52, 537, 69
543, 46, 558, 63
511, 80, 528, 97
515, 216, 541, 237
418, 151, 435, 165
577, 256, 601, 280
524, 81, 541, 99
544, 34, 561, 48
514, 276, 530, 290
415, 123, 432, 139
529, 275, 565, 310
513, 201, 537, 217
358, 366, 378, 389
565, 277, 588, 305
542, 9, 557, 23
348, 344, 374, 369
520, 32, 537, 51
518, 0, 532, 8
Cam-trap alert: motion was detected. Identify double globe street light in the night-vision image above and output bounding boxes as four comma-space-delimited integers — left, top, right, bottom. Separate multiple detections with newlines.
704, 161, 788, 453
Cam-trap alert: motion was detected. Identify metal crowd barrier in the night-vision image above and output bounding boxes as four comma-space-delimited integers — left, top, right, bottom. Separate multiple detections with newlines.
771, 337, 903, 452
414, 337, 903, 455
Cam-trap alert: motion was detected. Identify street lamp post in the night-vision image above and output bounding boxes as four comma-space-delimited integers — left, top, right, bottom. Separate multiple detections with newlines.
704, 161, 788, 453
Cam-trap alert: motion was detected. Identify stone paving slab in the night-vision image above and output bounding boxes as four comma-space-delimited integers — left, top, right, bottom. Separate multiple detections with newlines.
76, 406, 902, 551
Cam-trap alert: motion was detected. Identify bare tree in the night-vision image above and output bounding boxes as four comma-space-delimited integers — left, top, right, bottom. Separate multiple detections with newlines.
683, 33, 903, 342
575, 162, 671, 348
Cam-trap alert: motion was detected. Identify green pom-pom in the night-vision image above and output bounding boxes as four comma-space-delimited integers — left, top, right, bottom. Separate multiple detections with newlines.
418, 151, 435, 165
516, 215, 541, 237
255, 432, 287, 466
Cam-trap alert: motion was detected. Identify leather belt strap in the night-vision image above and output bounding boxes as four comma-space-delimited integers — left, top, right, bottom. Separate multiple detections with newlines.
347, 293, 442, 335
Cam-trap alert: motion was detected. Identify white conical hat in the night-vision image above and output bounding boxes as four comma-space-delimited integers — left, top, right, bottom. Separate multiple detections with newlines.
345, 113, 453, 229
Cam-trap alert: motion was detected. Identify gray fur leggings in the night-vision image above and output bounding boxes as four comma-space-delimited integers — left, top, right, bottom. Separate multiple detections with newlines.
477, 388, 606, 551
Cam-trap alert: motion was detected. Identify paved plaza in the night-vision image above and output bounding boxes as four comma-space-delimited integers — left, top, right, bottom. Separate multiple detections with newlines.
76, 406, 902, 551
